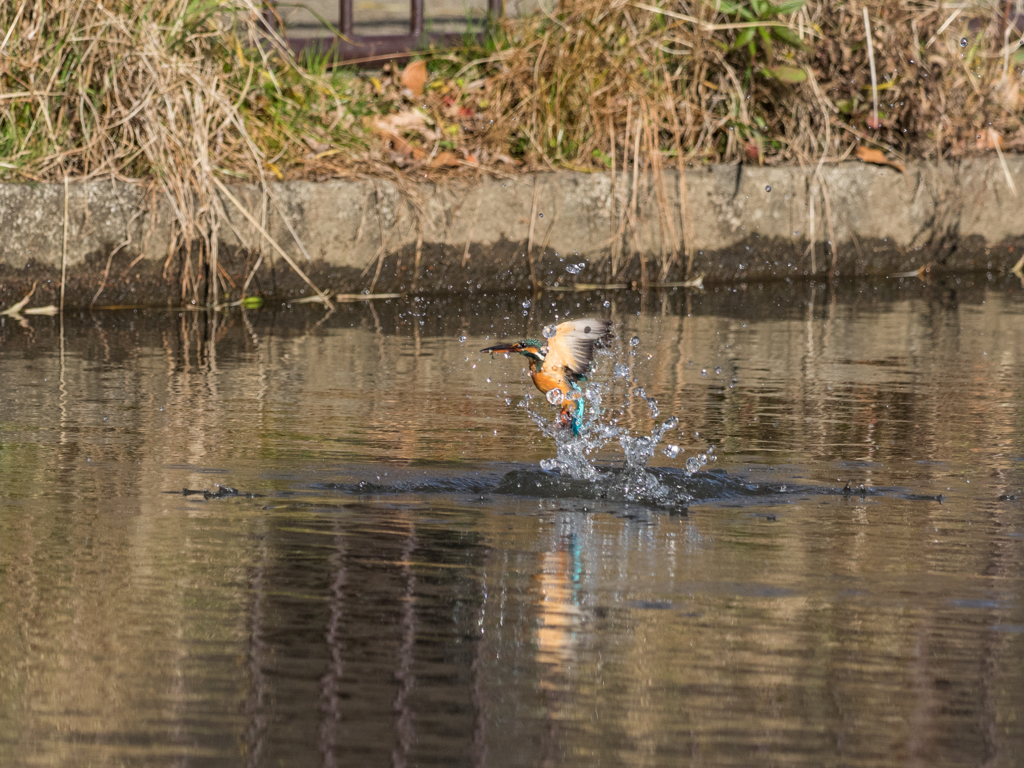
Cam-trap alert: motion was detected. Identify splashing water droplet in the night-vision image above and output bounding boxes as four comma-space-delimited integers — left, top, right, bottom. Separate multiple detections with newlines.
542, 324, 557, 339
663, 444, 680, 459
632, 387, 646, 398
960, 37, 968, 47
629, 336, 641, 347
715, 366, 722, 375
546, 389, 564, 405
685, 456, 702, 473
614, 363, 629, 378
701, 368, 707, 377
459, 335, 467, 342
566, 263, 582, 274
765, 184, 772, 192
539, 213, 544, 218
508, 363, 698, 511
603, 300, 610, 308
522, 299, 531, 309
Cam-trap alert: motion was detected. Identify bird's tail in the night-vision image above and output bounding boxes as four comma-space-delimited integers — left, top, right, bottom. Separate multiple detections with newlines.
570, 396, 584, 437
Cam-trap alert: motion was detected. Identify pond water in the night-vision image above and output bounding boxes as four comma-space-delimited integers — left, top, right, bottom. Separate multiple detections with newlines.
1, 276, 1023, 767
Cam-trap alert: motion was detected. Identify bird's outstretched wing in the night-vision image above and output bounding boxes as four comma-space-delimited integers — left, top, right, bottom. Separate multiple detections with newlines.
544, 318, 613, 377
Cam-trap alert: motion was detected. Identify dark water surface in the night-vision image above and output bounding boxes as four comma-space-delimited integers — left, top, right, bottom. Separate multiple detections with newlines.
2, 277, 1023, 767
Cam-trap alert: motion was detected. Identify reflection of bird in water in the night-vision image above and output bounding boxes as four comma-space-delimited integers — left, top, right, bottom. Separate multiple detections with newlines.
482, 318, 613, 435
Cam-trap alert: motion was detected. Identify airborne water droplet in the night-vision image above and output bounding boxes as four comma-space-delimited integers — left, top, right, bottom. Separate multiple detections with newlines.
542, 324, 557, 339
765, 185, 772, 192
546, 389, 564, 405
459, 335, 467, 342
629, 336, 640, 347
663, 444, 680, 459
540, 458, 559, 471
960, 37, 968, 47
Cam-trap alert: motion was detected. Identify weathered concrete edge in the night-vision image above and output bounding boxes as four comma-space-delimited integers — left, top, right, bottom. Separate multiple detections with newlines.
1, 156, 1022, 306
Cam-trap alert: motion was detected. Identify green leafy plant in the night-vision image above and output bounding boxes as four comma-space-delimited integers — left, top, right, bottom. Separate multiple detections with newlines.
717, 0, 810, 82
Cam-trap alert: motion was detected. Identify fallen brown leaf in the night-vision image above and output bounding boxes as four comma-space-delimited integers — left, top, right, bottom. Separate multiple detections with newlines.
430, 151, 461, 168
386, 132, 426, 161
855, 145, 905, 173
371, 112, 433, 164
400, 60, 428, 97
371, 119, 424, 160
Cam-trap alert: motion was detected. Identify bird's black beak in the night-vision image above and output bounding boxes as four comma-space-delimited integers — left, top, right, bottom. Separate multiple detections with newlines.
481, 343, 520, 354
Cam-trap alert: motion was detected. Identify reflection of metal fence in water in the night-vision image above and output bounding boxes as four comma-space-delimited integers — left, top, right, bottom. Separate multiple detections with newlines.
269, 0, 503, 62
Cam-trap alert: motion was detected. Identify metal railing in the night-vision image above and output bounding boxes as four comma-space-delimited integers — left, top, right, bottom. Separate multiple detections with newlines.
273, 0, 503, 62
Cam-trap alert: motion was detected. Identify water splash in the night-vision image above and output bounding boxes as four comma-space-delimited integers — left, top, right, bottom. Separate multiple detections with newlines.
514, 340, 717, 511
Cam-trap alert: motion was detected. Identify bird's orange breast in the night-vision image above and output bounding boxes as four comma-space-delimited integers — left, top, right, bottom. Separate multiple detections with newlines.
530, 370, 570, 396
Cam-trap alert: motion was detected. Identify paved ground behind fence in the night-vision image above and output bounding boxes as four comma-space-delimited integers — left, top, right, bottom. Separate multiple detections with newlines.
278, 0, 548, 37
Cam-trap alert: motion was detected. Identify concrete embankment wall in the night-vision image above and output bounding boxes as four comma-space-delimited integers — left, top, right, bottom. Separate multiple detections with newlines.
1, 156, 1022, 308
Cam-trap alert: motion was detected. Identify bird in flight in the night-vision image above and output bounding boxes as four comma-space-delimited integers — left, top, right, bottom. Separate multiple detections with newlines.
482, 318, 614, 434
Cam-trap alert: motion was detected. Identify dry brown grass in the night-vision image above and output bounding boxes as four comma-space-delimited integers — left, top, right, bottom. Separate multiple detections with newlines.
469, 0, 1024, 168
0, 0, 363, 305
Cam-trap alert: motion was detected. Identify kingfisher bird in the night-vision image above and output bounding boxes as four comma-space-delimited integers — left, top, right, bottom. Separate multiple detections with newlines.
482, 318, 614, 434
